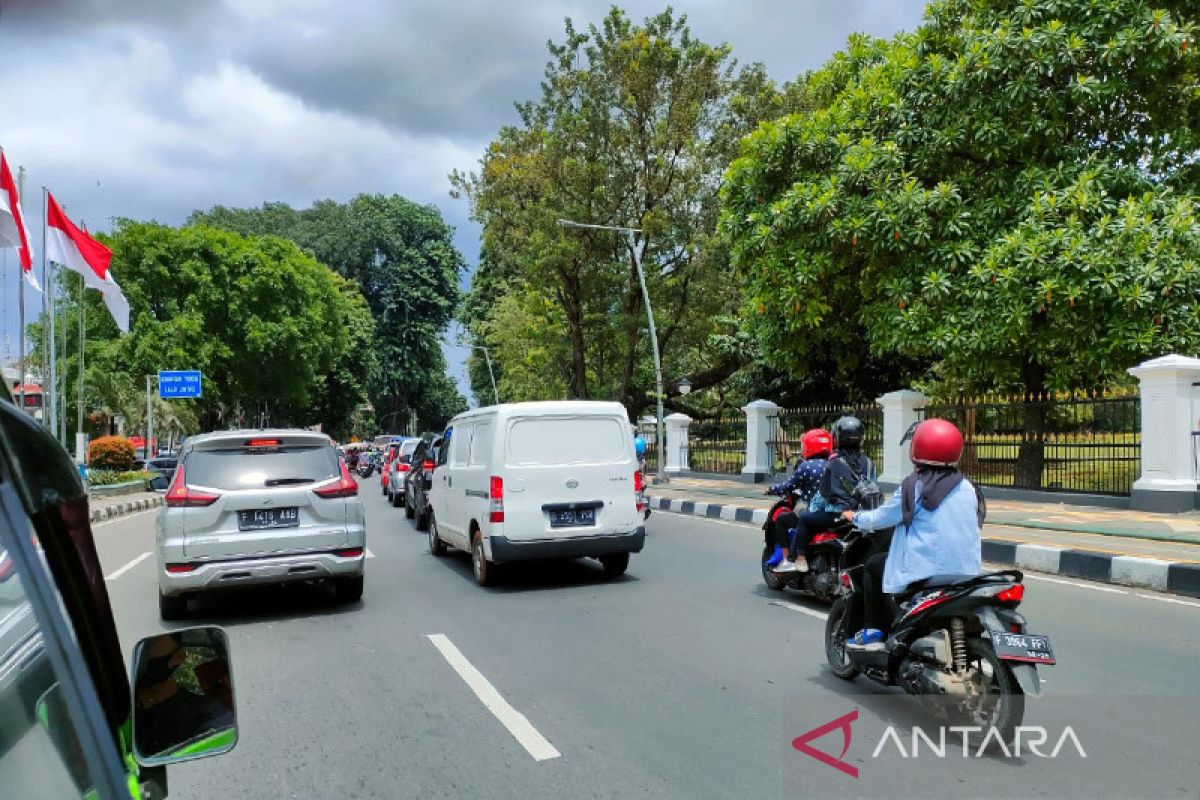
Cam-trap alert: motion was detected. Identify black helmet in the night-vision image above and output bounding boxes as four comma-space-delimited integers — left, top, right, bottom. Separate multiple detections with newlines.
832, 415, 865, 451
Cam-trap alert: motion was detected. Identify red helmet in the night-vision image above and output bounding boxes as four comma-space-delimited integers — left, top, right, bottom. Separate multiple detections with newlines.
909, 418, 964, 467
800, 428, 833, 460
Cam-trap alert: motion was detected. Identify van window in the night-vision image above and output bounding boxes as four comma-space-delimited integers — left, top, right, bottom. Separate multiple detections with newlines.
506, 416, 628, 466
469, 422, 492, 466
451, 424, 471, 466
436, 431, 451, 466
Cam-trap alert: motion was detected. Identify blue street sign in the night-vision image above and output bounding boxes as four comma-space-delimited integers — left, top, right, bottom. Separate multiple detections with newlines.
159, 370, 202, 399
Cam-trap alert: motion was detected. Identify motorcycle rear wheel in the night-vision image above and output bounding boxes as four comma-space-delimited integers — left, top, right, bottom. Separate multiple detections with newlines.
824, 597, 860, 679
760, 545, 790, 591
957, 638, 1025, 748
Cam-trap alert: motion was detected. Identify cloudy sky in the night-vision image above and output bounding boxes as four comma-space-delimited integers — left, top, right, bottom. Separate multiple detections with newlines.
0, 0, 925, 403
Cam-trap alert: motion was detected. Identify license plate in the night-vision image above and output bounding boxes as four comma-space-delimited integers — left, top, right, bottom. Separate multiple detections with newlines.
237, 507, 300, 531
991, 631, 1056, 664
549, 508, 596, 528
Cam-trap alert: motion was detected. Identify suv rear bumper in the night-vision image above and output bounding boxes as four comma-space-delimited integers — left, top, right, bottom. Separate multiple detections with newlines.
488, 528, 644, 563
158, 550, 365, 596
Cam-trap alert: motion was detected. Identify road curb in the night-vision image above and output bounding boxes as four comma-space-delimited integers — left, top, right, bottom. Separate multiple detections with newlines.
89, 495, 162, 523
647, 495, 1200, 599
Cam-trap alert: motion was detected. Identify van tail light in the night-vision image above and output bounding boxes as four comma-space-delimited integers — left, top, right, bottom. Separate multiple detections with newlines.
634, 470, 644, 511
164, 465, 220, 508
489, 475, 504, 523
314, 460, 359, 498
995, 584, 1025, 604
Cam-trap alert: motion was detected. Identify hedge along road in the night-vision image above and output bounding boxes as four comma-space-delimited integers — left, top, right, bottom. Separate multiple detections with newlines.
91, 487, 1200, 799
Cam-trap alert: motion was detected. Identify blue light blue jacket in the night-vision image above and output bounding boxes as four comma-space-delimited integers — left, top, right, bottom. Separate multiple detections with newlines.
852, 478, 982, 594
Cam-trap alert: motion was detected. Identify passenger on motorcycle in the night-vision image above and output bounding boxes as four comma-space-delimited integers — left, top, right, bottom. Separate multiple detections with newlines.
842, 418, 986, 650
764, 428, 832, 573
788, 416, 878, 574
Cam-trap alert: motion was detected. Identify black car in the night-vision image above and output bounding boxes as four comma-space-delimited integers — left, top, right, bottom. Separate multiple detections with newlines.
403, 436, 441, 531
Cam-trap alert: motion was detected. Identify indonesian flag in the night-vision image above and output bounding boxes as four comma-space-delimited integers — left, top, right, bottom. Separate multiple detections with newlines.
45, 191, 129, 332
0, 152, 38, 290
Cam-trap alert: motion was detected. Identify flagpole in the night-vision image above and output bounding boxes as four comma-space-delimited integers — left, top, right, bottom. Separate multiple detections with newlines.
77, 246, 85, 461
15, 164, 24, 413
42, 186, 55, 435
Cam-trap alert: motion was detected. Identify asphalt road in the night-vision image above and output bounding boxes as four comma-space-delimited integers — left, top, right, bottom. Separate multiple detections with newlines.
94, 483, 1200, 799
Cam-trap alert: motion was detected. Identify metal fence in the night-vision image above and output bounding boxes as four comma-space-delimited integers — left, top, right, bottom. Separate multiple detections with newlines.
768, 402, 883, 474
637, 420, 659, 475
918, 391, 1141, 495
687, 411, 746, 474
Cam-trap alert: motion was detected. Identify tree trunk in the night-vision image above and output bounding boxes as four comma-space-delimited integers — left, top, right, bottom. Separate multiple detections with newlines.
561, 269, 589, 399
1014, 361, 1048, 489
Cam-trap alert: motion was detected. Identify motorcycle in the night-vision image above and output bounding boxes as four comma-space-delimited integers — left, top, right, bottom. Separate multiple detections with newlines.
357, 453, 377, 478
638, 458, 651, 521
759, 492, 849, 602
824, 528, 1055, 744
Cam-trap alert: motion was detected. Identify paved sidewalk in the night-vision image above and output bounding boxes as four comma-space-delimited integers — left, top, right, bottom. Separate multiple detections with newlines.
647, 476, 1200, 597
88, 490, 162, 523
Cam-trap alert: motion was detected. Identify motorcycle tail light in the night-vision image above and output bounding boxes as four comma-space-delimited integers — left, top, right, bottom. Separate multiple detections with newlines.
996, 584, 1025, 604
811, 532, 837, 544
839, 571, 852, 590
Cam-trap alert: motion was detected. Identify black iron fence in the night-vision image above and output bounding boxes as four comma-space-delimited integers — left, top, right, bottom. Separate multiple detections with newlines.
688, 411, 746, 474
768, 403, 883, 474
918, 390, 1141, 495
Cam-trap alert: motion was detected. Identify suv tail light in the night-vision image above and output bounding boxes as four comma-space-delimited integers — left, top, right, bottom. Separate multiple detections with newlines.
314, 460, 359, 498
489, 475, 504, 523
164, 465, 220, 507
398, 462, 411, 473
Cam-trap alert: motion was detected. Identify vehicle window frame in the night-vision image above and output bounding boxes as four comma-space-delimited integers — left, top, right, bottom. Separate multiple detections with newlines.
0, 481, 129, 799
437, 429, 452, 466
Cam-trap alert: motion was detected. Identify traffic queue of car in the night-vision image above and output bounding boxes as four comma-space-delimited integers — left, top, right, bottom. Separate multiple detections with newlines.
0, 395, 649, 798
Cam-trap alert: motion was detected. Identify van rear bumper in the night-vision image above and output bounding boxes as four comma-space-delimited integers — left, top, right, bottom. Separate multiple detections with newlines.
488, 528, 645, 562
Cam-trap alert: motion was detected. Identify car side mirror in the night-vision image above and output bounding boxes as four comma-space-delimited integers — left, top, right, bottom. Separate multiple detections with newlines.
131, 626, 238, 766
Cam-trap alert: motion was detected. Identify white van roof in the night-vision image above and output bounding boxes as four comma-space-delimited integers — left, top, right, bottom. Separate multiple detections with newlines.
448, 400, 628, 425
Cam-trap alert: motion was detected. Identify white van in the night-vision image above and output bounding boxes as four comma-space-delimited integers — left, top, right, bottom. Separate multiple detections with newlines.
427, 401, 646, 585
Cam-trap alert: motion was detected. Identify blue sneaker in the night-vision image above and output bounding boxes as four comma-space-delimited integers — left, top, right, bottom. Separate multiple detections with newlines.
765, 545, 784, 567
847, 628, 885, 651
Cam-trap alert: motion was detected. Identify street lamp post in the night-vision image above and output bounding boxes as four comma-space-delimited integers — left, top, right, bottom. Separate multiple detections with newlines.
457, 341, 499, 406
556, 218, 667, 483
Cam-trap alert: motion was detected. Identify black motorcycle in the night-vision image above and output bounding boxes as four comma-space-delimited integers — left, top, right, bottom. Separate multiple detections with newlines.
356, 453, 377, 478
760, 492, 850, 602
824, 529, 1055, 744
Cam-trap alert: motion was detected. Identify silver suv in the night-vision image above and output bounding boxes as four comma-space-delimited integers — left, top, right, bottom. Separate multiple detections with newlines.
155, 430, 365, 619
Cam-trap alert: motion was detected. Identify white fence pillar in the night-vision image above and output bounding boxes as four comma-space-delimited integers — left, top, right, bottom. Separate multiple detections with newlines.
876, 390, 928, 485
741, 399, 780, 482
664, 413, 692, 474
1128, 354, 1200, 512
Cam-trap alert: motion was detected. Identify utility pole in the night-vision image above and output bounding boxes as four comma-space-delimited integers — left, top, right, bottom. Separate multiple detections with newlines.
146, 374, 153, 461
15, 166, 25, 414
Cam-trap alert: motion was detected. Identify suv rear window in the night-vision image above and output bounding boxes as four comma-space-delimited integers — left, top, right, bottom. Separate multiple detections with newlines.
399, 440, 420, 461
506, 417, 628, 466
185, 446, 340, 490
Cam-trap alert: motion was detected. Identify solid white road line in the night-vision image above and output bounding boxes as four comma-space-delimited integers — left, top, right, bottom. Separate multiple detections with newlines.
105, 551, 152, 581
768, 600, 828, 621
1022, 573, 1127, 594
1135, 593, 1200, 609
426, 633, 561, 762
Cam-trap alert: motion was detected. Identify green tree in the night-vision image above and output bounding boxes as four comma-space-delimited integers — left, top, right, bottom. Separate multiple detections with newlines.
190, 194, 465, 431
722, 0, 1199, 482
37, 222, 364, 433
453, 7, 800, 417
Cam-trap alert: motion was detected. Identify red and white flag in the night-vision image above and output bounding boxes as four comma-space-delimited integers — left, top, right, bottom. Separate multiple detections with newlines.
0, 152, 39, 290
45, 191, 129, 332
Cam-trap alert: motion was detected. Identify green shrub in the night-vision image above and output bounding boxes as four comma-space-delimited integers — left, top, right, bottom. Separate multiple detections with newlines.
88, 436, 136, 471
86, 469, 154, 487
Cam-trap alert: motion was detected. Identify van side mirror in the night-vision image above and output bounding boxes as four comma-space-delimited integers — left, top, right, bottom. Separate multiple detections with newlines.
131, 626, 238, 766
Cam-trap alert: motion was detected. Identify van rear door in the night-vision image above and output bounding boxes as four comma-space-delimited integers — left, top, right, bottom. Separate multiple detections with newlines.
501, 414, 637, 540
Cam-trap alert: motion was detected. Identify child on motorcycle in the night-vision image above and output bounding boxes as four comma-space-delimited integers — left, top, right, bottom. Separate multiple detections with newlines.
842, 418, 986, 650
766, 428, 832, 573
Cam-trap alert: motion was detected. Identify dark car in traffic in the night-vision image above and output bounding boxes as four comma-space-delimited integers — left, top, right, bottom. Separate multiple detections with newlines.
403, 436, 441, 531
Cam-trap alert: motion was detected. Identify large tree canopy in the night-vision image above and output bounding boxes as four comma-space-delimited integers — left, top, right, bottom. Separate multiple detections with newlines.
452, 7, 804, 416
722, 0, 1200, 397
191, 194, 466, 431
36, 222, 368, 436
